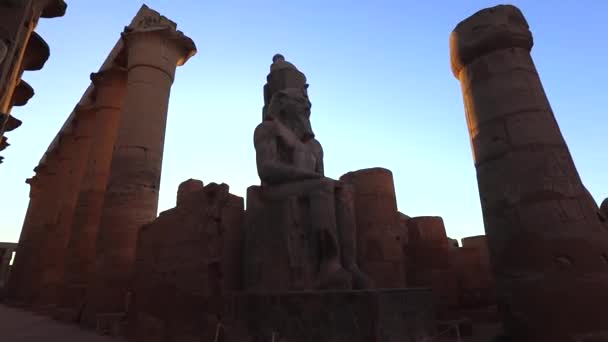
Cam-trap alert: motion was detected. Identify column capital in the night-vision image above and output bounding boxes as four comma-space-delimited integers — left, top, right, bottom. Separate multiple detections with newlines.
449, 4, 533, 78
35, 0, 68, 19
33, 162, 50, 175
90, 66, 127, 110
90, 66, 127, 87
1, 112, 22, 132
52, 133, 79, 162
74, 103, 96, 117
11, 80, 34, 107
120, 26, 196, 80
0, 136, 9, 151
23, 31, 50, 71
26, 175, 49, 197
34, 154, 61, 176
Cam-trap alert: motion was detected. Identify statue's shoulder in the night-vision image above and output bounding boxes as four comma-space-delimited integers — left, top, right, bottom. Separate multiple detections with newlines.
309, 138, 323, 155
254, 121, 277, 145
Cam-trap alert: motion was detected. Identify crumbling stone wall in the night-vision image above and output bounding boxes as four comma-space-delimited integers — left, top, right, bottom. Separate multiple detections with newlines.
405, 216, 459, 317
129, 181, 244, 341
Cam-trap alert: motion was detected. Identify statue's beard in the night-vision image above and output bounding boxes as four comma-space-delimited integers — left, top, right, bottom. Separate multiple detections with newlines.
269, 109, 315, 142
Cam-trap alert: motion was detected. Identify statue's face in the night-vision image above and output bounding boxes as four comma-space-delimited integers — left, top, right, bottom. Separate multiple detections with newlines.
266, 88, 314, 142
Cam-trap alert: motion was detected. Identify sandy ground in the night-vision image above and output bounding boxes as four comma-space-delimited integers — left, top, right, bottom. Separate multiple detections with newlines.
0, 304, 122, 342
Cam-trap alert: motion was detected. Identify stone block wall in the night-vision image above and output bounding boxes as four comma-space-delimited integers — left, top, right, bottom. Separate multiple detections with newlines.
128, 181, 244, 340
404, 216, 496, 319
405, 216, 456, 313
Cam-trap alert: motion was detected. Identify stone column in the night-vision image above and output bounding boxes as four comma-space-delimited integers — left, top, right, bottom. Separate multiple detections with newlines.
339, 168, 405, 288
24, 148, 71, 306
60, 67, 127, 312
85, 26, 195, 320
6, 172, 49, 303
37, 111, 95, 307
176, 178, 204, 206
0, 246, 14, 290
450, 5, 608, 340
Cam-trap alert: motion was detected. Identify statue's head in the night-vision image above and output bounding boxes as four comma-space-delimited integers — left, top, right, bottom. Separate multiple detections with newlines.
264, 87, 315, 142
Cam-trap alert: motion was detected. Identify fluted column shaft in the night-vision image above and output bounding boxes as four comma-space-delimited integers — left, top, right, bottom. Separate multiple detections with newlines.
60, 68, 127, 310
37, 113, 95, 306
86, 26, 195, 318
450, 5, 608, 340
23, 151, 70, 305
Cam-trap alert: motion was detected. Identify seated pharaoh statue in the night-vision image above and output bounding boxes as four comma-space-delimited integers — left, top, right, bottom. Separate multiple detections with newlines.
243, 54, 372, 291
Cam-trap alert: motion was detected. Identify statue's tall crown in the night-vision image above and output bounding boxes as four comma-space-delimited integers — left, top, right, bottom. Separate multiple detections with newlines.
263, 54, 307, 108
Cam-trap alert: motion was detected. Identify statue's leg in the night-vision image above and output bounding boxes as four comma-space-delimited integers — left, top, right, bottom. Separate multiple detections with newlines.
309, 178, 351, 290
335, 182, 373, 289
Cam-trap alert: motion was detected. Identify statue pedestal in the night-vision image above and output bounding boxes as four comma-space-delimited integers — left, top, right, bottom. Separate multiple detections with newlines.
130, 289, 436, 342
244, 182, 359, 291
226, 289, 436, 342
244, 185, 323, 291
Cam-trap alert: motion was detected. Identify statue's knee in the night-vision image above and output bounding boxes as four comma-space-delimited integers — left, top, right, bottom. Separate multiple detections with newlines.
315, 178, 336, 194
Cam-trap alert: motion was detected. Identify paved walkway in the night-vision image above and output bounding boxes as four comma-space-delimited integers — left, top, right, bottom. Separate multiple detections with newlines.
0, 304, 121, 342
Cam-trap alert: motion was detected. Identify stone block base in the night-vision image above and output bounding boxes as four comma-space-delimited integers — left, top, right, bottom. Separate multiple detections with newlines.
226, 288, 435, 341
436, 319, 473, 338
575, 332, 608, 342
51, 306, 81, 323
32, 304, 57, 316
95, 312, 126, 337
130, 288, 435, 341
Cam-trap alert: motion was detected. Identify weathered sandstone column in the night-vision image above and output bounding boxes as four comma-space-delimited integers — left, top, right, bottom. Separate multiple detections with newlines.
60, 67, 127, 312
86, 25, 195, 320
176, 178, 204, 206
25, 146, 72, 306
339, 168, 405, 288
37, 111, 95, 307
450, 5, 608, 340
6, 172, 49, 303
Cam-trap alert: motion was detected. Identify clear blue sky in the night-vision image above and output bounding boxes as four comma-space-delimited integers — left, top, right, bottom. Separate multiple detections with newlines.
1, 1, 606, 243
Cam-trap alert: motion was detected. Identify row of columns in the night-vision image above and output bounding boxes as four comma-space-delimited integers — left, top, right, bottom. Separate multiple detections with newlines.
8, 23, 195, 326
60, 69, 127, 310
